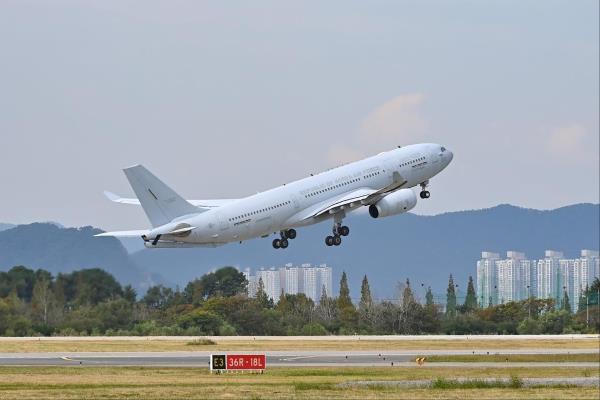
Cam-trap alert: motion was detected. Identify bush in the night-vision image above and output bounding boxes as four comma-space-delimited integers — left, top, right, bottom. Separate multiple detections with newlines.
300, 323, 328, 336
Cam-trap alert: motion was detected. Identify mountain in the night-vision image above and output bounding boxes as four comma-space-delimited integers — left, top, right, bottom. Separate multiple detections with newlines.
131, 203, 599, 300
0, 223, 166, 292
0, 223, 15, 232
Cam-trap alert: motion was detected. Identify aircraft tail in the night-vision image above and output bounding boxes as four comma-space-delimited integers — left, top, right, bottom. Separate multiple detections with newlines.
123, 165, 199, 227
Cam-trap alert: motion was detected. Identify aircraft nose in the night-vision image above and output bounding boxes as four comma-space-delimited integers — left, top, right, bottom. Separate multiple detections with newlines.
446, 149, 453, 163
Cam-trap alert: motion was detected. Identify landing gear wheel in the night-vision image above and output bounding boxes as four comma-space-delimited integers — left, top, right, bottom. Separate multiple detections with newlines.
333, 235, 342, 246
286, 229, 297, 239
280, 239, 289, 249
272, 239, 281, 249
339, 226, 350, 236
325, 236, 334, 246
420, 190, 430, 199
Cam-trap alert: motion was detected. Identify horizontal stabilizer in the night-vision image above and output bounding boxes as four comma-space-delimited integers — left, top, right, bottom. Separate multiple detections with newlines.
104, 191, 141, 205
95, 229, 150, 238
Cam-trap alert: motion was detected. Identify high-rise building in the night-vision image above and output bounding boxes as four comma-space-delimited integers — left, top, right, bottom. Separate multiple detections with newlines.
300, 264, 318, 301
244, 268, 258, 298
570, 250, 600, 312
280, 264, 299, 295
476, 252, 499, 306
476, 249, 599, 312
496, 251, 531, 303
257, 267, 281, 302
316, 264, 333, 298
245, 264, 333, 303
537, 250, 564, 300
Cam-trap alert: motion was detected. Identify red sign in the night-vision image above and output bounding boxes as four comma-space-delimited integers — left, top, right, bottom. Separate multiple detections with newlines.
225, 354, 266, 370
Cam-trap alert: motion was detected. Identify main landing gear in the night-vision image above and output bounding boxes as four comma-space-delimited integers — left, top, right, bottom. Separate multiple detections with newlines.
419, 181, 431, 199
272, 229, 297, 249
325, 222, 350, 247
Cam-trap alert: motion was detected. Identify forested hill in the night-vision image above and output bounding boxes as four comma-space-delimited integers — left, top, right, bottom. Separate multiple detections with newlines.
0, 223, 164, 292
131, 203, 599, 299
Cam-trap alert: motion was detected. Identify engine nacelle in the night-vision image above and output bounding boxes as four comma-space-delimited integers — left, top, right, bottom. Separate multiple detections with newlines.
369, 189, 417, 218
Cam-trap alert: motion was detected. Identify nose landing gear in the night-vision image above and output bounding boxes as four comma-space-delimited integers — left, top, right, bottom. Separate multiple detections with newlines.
420, 181, 431, 199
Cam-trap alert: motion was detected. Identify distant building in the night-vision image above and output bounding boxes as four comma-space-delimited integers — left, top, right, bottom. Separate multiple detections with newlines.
245, 263, 333, 303
476, 252, 499, 306
477, 249, 599, 312
244, 268, 257, 298
537, 250, 564, 301
257, 268, 281, 302
496, 251, 531, 303
316, 264, 333, 298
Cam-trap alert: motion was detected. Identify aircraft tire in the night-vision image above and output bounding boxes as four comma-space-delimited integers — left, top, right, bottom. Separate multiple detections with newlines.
272, 239, 281, 249
280, 239, 289, 248
287, 229, 297, 239
339, 226, 350, 236
333, 235, 342, 246
325, 236, 334, 246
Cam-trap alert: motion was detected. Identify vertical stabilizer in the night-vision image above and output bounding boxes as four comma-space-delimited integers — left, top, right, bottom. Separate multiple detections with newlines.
123, 165, 199, 227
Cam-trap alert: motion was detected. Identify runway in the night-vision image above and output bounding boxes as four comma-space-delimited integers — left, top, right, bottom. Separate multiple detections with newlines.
1, 349, 597, 368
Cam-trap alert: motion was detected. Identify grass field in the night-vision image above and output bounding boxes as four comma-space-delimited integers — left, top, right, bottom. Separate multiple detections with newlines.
1, 337, 598, 353
0, 366, 597, 400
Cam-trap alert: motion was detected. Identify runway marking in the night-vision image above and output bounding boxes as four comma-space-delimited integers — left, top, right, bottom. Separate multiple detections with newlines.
60, 356, 75, 361
280, 355, 320, 361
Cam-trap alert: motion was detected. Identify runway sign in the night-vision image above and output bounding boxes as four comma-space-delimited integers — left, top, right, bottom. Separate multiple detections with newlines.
210, 354, 266, 372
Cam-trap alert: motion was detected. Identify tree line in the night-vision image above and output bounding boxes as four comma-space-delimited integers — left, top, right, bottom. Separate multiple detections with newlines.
0, 265, 598, 336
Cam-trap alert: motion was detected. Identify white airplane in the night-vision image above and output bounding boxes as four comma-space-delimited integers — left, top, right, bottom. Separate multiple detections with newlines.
96, 143, 453, 249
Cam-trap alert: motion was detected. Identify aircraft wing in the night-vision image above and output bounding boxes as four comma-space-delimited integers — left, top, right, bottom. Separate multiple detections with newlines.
294, 188, 377, 221
296, 172, 409, 221
103, 191, 237, 209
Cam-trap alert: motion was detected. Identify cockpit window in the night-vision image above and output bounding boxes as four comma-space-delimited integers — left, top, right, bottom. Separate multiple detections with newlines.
441, 146, 446, 152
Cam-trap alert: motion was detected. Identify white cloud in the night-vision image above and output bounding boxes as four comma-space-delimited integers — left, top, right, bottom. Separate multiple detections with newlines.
328, 93, 428, 164
546, 124, 589, 162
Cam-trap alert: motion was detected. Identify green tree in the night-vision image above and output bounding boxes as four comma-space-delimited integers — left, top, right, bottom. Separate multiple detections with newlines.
142, 285, 174, 309
55, 269, 122, 305
338, 271, 352, 309
464, 276, 477, 312
561, 289, 571, 313
0, 266, 37, 301
337, 271, 357, 331
178, 309, 223, 334
95, 298, 134, 332
446, 274, 457, 317
187, 267, 247, 300
123, 285, 137, 303
359, 275, 373, 312
255, 277, 272, 309
422, 286, 440, 333
398, 279, 423, 334
425, 286, 434, 307
315, 286, 338, 331
31, 278, 54, 325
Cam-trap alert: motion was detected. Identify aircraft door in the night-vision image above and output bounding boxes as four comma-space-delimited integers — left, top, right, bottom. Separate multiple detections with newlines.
216, 212, 229, 232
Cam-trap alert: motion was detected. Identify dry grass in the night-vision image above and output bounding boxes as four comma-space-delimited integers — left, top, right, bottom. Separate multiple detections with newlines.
0, 366, 597, 399
0, 338, 597, 353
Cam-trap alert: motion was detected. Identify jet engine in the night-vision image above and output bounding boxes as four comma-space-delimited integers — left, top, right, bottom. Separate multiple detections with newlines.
368, 189, 417, 218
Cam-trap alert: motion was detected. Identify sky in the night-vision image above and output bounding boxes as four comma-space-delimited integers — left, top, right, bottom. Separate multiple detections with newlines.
0, 0, 598, 231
